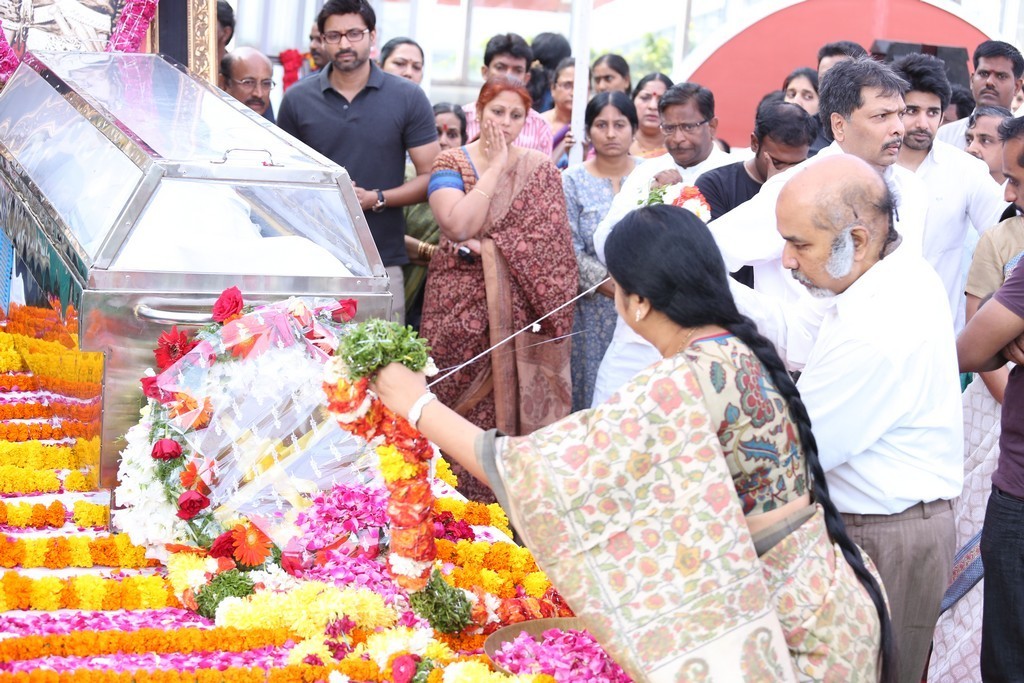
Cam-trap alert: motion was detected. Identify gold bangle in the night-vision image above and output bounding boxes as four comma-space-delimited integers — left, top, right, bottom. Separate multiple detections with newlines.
426, 244, 437, 259
472, 187, 491, 200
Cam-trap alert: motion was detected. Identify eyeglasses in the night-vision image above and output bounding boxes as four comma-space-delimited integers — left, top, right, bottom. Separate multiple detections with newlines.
659, 119, 710, 136
554, 80, 574, 91
230, 78, 275, 91
322, 29, 370, 44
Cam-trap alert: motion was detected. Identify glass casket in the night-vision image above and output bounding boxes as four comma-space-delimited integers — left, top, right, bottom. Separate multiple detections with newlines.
0, 51, 391, 490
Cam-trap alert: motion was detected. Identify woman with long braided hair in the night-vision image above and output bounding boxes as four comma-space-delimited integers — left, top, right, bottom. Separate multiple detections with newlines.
372, 204, 889, 682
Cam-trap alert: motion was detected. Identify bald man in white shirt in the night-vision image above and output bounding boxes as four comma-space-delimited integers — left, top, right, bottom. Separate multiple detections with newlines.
736, 155, 962, 683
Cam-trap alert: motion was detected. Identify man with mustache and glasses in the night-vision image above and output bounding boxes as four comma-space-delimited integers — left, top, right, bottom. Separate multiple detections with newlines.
892, 53, 1006, 332
742, 155, 962, 683
278, 0, 439, 323
220, 47, 275, 120
937, 40, 1024, 152
588, 82, 736, 405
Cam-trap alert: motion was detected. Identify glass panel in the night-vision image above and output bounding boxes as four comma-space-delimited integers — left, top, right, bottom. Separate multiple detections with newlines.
0, 65, 142, 260
37, 51, 323, 169
112, 179, 371, 277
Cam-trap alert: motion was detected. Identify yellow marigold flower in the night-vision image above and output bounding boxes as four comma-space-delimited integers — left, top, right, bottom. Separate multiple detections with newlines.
521, 572, 550, 598
68, 536, 93, 567
376, 444, 419, 483
424, 640, 454, 662
7, 502, 30, 527
28, 575, 63, 610
454, 541, 488, 568
63, 470, 90, 492
22, 538, 45, 568
70, 575, 108, 610
478, 569, 512, 598
72, 501, 109, 527
433, 497, 460, 517
131, 575, 171, 608
435, 457, 459, 488
486, 504, 511, 536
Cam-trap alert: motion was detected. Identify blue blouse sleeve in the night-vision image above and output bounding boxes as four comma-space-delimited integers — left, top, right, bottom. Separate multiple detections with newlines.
428, 169, 466, 197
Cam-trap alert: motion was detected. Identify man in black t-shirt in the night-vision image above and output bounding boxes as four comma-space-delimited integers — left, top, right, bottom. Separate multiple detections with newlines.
695, 101, 816, 285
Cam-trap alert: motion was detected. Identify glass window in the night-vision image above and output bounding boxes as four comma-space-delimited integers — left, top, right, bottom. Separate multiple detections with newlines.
113, 179, 371, 277
0, 65, 142, 260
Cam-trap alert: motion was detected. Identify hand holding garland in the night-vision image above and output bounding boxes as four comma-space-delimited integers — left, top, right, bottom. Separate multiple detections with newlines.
370, 363, 488, 487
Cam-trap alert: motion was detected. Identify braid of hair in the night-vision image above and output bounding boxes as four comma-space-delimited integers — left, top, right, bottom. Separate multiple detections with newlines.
724, 316, 894, 683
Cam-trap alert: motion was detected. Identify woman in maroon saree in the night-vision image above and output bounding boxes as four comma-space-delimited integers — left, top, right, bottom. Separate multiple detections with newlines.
421, 77, 577, 501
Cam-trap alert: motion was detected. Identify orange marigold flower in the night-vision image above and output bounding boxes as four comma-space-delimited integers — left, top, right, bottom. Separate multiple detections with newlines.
231, 524, 272, 567
46, 500, 66, 527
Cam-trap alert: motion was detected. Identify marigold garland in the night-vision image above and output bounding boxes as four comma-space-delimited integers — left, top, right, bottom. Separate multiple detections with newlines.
0, 663, 335, 683
0, 534, 153, 569
0, 420, 98, 442
0, 572, 178, 611
0, 500, 67, 529
0, 401, 100, 422
0, 437, 100, 469
0, 626, 293, 663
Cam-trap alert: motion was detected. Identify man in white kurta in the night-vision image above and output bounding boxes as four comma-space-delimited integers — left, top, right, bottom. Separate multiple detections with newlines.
589, 83, 734, 405
738, 154, 962, 683
892, 53, 1007, 332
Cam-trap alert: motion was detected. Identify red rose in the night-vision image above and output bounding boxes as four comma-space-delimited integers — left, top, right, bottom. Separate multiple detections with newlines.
332, 298, 357, 323
212, 286, 244, 323
140, 376, 173, 404
154, 326, 198, 371
209, 531, 235, 558
391, 654, 421, 683
150, 438, 182, 460
176, 490, 210, 520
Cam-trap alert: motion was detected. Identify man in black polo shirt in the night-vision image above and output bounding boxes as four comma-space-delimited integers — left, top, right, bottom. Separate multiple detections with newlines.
278, 0, 439, 323
695, 100, 815, 286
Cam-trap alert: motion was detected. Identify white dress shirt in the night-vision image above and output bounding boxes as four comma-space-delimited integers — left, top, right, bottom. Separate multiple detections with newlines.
935, 117, 969, 151
708, 142, 928, 306
914, 140, 1006, 331
589, 145, 735, 406
735, 243, 963, 515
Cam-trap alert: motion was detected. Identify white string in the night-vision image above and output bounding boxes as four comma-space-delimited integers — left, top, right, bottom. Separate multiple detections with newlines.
427, 277, 610, 388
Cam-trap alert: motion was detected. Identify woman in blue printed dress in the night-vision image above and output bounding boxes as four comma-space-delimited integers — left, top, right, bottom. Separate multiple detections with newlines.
562, 91, 640, 410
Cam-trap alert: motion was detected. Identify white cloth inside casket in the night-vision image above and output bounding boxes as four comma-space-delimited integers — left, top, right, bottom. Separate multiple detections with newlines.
112, 183, 352, 276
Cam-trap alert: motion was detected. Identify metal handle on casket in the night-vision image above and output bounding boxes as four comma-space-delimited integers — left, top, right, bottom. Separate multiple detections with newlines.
135, 304, 214, 324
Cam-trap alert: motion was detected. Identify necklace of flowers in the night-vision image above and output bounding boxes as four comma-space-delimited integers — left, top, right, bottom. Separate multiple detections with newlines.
323, 319, 437, 594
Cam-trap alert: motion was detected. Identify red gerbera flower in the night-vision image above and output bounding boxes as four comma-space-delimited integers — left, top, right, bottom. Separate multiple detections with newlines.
154, 326, 198, 371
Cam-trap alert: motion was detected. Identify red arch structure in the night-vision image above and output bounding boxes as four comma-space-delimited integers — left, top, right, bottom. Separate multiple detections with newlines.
684, 0, 994, 146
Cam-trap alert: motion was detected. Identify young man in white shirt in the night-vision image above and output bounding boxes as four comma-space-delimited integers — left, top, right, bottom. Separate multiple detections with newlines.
741, 154, 962, 683
892, 53, 1007, 332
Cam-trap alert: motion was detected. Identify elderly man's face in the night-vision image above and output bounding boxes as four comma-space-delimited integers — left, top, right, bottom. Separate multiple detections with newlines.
777, 195, 858, 298
225, 54, 273, 115
832, 87, 905, 171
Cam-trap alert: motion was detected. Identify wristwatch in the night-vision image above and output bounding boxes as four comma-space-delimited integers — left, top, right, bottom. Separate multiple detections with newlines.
371, 189, 387, 213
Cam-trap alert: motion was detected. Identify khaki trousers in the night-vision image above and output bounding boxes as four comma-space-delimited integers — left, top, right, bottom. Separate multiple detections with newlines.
842, 499, 954, 683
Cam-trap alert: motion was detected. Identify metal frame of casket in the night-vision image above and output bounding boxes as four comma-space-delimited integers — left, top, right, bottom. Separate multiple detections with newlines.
0, 51, 392, 491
